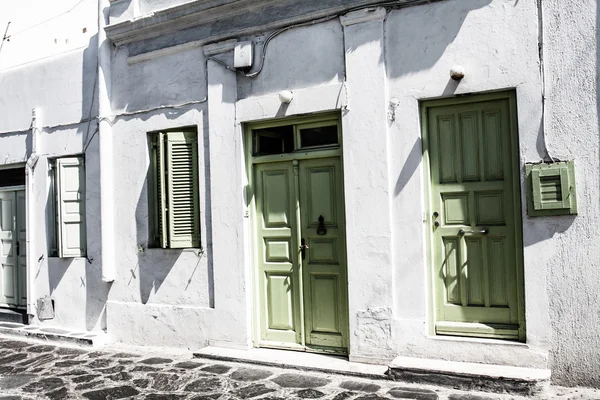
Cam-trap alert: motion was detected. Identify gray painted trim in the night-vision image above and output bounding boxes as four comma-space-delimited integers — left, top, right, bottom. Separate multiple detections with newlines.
106, 0, 441, 47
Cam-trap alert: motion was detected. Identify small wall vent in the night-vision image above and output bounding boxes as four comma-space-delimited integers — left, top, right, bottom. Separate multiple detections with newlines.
525, 160, 577, 216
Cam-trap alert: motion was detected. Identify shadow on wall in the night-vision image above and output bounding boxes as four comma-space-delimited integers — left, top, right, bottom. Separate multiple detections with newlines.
43, 33, 110, 331
134, 176, 181, 305
384, 0, 492, 78
131, 109, 214, 306
389, 0, 492, 197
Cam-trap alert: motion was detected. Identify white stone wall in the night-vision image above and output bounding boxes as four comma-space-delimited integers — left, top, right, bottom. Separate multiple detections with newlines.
0, 0, 104, 331
385, 0, 547, 368
542, 0, 600, 387
1, 0, 599, 389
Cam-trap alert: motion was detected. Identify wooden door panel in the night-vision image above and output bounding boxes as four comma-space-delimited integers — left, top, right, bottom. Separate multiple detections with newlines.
428, 96, 522, 340
266, 273, 295, 331
305, 167, 336, 226
459, 111, 481, 182
488, 236, 509, 307
308, 238, 338, 264
255, 163, 301, 345
476, 191, 505, 225
264, 239, 292, 262
262, 171, 292, 227
310, 274, 340, 334
16, 191, 26, 306
0, 192, 16, 307
2, 264, 15, 301
482, 110, 505, 180
299, 158, 348, 351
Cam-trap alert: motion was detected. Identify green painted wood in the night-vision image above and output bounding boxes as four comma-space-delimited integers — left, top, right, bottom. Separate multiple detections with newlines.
255, 162, 302, 345
254, 157, 349, 352
165, 132, 200, 249
526, 161, 577, 216
16, 191, 26, 307
0, 191, 17, 306
426, 96, 523, 340
56, 157, 86, 258
154, 132, 168, 248
299, 157, 349, 351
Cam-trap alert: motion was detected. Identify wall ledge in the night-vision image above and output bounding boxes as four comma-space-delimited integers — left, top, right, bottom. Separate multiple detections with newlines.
105, 0, 436, 47
340, 7, 387, 27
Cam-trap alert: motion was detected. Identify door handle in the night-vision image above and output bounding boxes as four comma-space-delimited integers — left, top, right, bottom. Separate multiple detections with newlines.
458, 229, 489, 236
299, 239, 309, 260
15, 241, 19, 256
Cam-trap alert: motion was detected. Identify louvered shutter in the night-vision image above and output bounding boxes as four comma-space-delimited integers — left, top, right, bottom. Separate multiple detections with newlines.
154, 132, 168, 248
165, 132, 200, 248
56, 157, 86, 258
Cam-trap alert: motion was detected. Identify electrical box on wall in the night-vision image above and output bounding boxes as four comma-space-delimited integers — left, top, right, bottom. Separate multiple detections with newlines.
525, 161, 577, 217
234, 41, 253, 69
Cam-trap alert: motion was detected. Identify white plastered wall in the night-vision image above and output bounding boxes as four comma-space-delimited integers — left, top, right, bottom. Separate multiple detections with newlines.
102, 0, 554, 368
233, 0, 550, 368
0, 0, 103, 331
2, 0, 597, 387
384, 0, 548, 367
541, 0, 600, 388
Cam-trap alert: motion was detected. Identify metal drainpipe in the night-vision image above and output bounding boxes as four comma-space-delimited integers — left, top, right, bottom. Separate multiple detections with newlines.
98, 0, 115, 282
25, 108, 40, 318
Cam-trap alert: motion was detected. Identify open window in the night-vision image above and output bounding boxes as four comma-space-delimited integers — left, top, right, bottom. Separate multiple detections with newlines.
49, 157, 87, 258
149, 131, 201, 249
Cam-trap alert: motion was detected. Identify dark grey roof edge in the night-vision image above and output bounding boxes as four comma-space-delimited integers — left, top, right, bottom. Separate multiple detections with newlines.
105, 0, 439, 46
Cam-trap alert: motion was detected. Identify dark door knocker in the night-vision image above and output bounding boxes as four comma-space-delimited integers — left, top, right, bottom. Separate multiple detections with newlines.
317, 215, 327, 235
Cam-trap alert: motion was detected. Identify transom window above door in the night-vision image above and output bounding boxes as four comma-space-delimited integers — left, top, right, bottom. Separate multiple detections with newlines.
251, 114, 341, 157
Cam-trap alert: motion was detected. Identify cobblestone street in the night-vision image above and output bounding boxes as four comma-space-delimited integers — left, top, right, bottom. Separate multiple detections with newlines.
0, 335, 597, 400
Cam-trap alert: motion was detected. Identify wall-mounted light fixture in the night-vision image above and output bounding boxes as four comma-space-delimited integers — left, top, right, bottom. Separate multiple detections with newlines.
279, 90, 294, 104
450, 65, 465, 81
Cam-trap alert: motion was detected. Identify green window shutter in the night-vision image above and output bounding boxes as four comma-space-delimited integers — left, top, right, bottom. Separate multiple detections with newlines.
165, 132, 200, 248
155, 132, 168, 248
56, 157, 86, 258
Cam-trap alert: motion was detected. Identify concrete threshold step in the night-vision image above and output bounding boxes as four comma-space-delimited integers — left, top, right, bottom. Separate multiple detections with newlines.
0, 322, 108, 347
0, 308, 27, 324
193, 346, 389, 380
194, 347, 550, 396
389, 356, 551, 396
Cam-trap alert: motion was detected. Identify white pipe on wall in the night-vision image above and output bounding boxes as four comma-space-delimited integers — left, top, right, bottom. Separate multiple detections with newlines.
98, 0, 115, 282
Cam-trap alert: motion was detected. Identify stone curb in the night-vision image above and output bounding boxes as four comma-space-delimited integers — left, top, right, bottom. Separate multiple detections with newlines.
387, 368, 548, 396
0, 325, 107, 348
193, 352, 392, 381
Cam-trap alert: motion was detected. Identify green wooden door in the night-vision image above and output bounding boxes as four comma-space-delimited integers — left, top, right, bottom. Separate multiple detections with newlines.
426, 95, 524, 340
0, 190, 23, 307
299, 158, 348, 350
255, 157, 348, 352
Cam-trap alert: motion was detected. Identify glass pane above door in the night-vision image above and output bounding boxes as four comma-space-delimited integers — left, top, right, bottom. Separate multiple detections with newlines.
299, 125, 339, 148
252, 125, 294, 156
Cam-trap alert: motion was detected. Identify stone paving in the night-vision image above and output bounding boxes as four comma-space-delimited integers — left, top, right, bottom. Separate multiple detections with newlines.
0, 336, 597, 400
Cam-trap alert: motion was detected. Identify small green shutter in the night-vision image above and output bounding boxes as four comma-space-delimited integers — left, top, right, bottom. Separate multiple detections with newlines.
56, 157, 86, 258
165, 132, 200, 248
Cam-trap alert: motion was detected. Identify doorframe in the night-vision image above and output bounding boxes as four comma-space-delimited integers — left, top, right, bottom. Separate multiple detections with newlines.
243, 112, 350, 353
0, 185, 27, 310
420, 90, 526, 342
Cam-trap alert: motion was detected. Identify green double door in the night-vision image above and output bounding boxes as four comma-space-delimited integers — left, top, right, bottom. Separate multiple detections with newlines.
425, 93, 524, 340
254, 157, 349, 353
